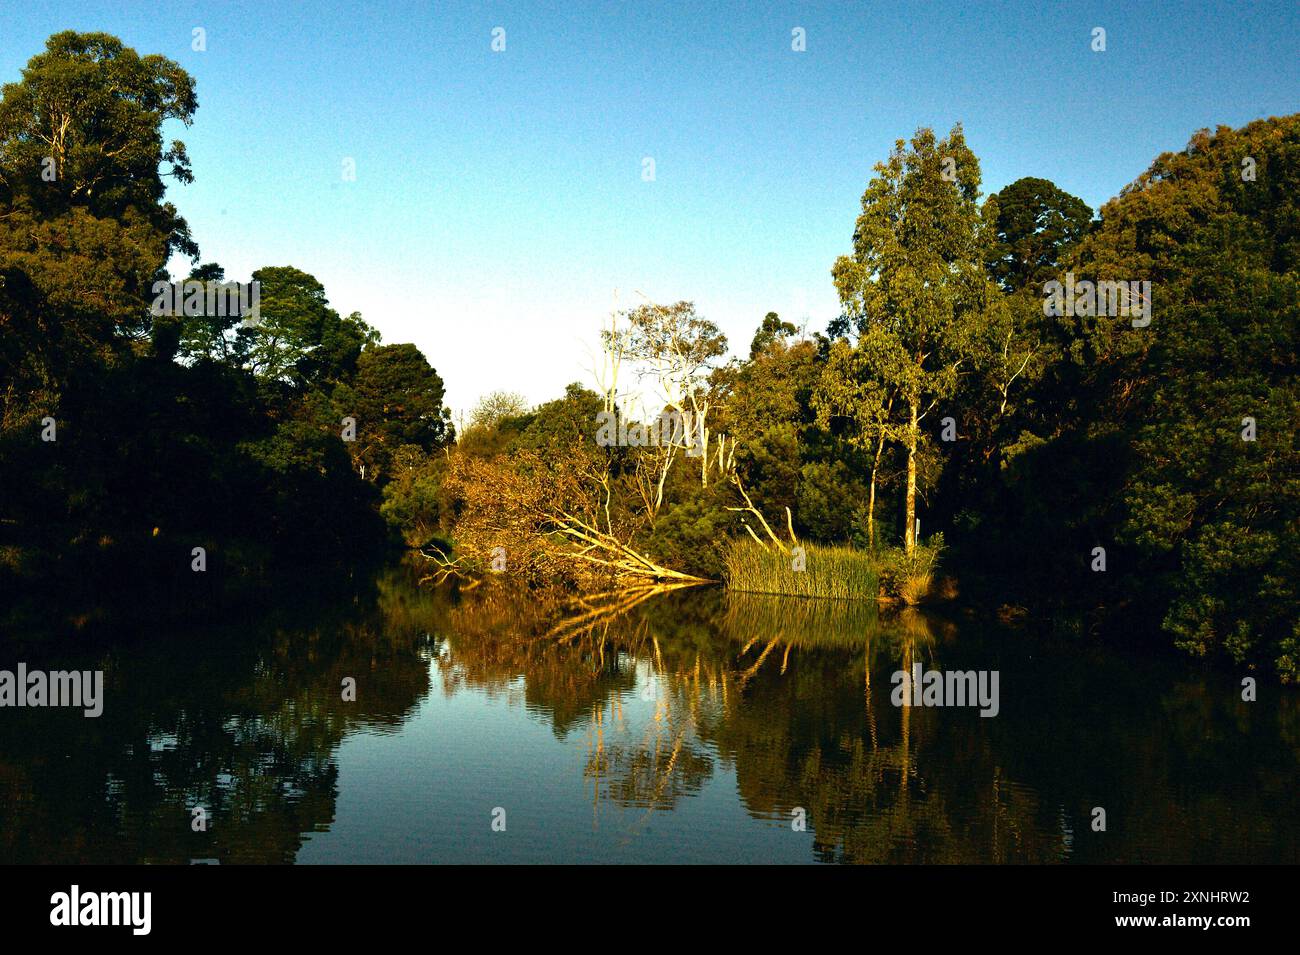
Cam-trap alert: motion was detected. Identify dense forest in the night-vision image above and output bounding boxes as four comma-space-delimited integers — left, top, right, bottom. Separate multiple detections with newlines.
1, 33, 1296, 680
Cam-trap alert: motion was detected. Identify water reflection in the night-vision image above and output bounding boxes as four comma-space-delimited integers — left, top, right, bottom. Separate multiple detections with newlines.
2, 564, 1297, 863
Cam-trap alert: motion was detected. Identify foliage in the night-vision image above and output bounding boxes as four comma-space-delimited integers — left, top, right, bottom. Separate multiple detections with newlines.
987, 176, 1093, 292
334, 342, 453, 481
830, 125, 992, 551
469, 390, 530, 430
3, 29, 1296, 680
875, 533, 946, 605
0, 32, 451, 611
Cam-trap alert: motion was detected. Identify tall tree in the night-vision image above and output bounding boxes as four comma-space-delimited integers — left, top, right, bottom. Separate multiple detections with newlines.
0, 30, 196, 249
615, 300, 728, 487
1078, 117, 1300, 680
832, 126, 989, 550
244, 265, 376, 386
749, 311, 798, 358
0, 31, 199, 384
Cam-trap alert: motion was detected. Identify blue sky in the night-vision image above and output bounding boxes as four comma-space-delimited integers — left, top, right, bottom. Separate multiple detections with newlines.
2, 0, 1297, 416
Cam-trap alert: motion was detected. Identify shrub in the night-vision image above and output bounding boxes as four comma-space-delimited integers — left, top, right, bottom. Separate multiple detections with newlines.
876, 532, 945, 605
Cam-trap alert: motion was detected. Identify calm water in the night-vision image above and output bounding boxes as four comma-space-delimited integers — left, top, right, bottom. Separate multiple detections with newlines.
2, 563, 1297, 864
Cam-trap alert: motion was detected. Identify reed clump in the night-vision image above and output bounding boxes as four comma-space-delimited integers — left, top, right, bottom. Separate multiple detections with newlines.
722, 538, 878, 600
723, 533, 948, 605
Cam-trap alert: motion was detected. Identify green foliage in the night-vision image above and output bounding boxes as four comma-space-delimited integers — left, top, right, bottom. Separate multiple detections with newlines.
715, 332, 863, 540
0, 33, 451, 612
245, 266, 378, 387
749, 311, 797, 358
642, 496, 732, 579
333, 343, 453, 481
987, 177, 1093, 292
875, 533, 945, 605
379, 447, 449, 545
617, 300, 727, 371
795, 459, 863, 541
830, 125, 993, 549
934, 116, 1299, 680
1094, 118, 1300, 680
513, 383, 603, 456
0, 31, 197, 256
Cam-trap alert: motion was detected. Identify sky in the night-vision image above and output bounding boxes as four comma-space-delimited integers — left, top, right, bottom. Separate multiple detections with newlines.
2, 0, 1297, 418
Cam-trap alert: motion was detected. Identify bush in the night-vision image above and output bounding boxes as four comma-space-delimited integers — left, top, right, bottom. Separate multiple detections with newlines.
875, 532, 945, 605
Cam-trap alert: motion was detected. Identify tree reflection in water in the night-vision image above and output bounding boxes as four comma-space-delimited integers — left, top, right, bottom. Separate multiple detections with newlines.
3, 564, 1298, 863
440, 581, 1300, 864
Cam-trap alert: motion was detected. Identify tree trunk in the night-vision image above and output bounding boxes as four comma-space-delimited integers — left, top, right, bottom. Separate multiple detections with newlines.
699, 414, 709, 489
868, 427, 887, 551
866, 473, 877, 551
904, 398, 918, 551
867, 394, 894, 552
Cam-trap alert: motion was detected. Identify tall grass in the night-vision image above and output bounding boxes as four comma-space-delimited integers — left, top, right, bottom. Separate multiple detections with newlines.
722, 538, 878, 600
723, 533, 950, 604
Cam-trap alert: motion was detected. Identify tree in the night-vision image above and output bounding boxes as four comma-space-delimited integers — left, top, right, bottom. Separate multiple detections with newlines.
749, 311, 797, 358
244, 265, 376, 386
965, 179, 1091, 464
0, 30, 196, 254
615, 300, 728, 487
987, 177, 1092, 292
832, 126, 989, 550
0, 32, 199, 380
335, 343, 454, 481
1084, 117, 1300, 680
470, 390, 530, 430
167, 263, 255, 365
814, 327, 908, 548
514, 383, 604, 457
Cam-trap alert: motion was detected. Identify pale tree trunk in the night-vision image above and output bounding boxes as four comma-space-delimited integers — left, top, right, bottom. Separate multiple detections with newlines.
904, 397, 918, 551
866, 474, 877, 551
687, 404, 709, 489
699, 413, 709, 489
866, 395, 893, 552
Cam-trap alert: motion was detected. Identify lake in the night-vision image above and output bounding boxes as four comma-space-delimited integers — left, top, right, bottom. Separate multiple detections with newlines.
2, 562, 1297, 864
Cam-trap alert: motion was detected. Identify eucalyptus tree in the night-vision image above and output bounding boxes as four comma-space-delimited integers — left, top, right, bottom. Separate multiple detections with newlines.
0, 31, 198, 382
615, 300, 728, 488
832, 126, 990, 549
